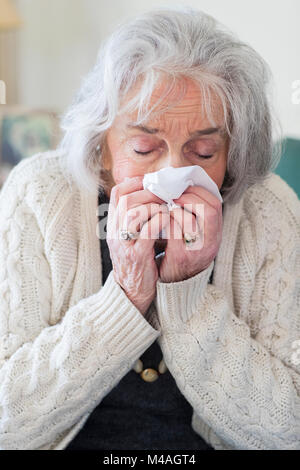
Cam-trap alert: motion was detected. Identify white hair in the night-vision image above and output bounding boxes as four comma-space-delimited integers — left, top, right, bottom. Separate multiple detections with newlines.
57, 5, 282, 204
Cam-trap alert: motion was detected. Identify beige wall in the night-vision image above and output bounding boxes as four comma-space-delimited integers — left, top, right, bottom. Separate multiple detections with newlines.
2, 0, 300, 138
0, 29, 19, 104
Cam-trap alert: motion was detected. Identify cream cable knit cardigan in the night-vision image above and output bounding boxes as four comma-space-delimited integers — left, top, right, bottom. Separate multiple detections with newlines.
0, 149, 299, 450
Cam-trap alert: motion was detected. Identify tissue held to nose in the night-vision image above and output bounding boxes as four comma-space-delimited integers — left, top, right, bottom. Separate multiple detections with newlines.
142, 165, 223, 260
142, 165, 223, 211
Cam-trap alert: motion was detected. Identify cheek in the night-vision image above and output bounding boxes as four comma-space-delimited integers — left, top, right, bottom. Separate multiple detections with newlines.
203, 156, 227, 190
109, 141, 153, 184
214, 155, 227, 189
111, 152, 145, 184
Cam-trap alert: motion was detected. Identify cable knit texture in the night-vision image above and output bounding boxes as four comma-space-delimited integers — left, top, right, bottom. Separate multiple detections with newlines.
0, 149, 299, 450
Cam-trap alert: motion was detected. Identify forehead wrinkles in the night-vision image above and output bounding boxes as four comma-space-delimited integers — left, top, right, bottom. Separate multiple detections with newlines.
148, 78, 220, 115
122, 79, 225, 135
143, 96, 224, 134
148, 87, 203, 118
151, 113, 205, 136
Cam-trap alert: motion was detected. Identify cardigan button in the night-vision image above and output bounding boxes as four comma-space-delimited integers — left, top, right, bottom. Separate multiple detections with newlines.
141, 368, 159, 382
133, 359, 143, 374
158, 359, 167, 374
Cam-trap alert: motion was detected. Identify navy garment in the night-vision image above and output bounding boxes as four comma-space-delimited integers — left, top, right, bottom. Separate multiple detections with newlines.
66, 190, 217, 450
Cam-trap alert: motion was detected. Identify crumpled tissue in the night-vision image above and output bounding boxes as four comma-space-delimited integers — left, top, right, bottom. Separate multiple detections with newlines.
143, 165, 223, 211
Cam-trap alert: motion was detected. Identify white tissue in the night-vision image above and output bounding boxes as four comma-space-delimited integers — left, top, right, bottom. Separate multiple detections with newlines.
143, 165, 223, 211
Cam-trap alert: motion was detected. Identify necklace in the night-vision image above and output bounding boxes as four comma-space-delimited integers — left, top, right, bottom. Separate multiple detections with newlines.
132, 357, 168, 382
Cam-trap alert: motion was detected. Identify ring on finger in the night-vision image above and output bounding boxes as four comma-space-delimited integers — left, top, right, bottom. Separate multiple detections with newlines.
119, 229, 139, 241
184, 232, 200, 244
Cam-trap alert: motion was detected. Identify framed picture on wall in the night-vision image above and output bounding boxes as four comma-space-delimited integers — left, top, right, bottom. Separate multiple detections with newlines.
0, 106, 61, 187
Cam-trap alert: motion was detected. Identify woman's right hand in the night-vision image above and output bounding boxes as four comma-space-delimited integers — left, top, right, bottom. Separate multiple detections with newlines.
106, 176, 170, 316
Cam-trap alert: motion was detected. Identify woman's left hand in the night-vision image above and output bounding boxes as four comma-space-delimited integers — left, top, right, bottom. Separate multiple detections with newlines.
158, 186, 223, 283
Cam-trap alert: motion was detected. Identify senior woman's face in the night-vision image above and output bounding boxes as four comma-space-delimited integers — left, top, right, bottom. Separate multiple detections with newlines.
102, 78, 229, 197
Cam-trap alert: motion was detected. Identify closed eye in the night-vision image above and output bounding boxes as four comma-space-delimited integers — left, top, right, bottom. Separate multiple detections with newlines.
134, 150, 152, 155
134, 150, 214, 159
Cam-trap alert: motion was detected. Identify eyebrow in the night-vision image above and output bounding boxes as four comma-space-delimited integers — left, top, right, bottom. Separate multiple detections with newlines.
126, 124, 223, 138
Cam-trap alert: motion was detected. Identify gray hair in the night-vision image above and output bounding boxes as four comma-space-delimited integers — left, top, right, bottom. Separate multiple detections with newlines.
57, 5, 282, 205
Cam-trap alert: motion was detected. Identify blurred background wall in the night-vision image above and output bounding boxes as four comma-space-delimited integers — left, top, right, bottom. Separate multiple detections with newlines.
8, 0, 300, 135
0, 0, 299, 193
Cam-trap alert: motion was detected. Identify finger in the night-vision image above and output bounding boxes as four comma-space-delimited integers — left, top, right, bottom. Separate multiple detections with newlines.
107, 180, 146, 237
175, 192, 222, 239
123, 202, 169, 234
171, 193, 205, 228
166, 215, 185, 252
120, 188, 167, 209
110, 176, 166, 209
169, 204, 200, 241
107, 175, 165, 236
175, 185, 222, 211
117, 190, 167, 230
109, 176, 144, 209
168, 206, 205, 252
171, 213, 204, 251
136, 211, 171, 254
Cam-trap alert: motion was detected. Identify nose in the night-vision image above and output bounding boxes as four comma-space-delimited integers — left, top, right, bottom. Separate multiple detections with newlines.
154, 151, 188, 171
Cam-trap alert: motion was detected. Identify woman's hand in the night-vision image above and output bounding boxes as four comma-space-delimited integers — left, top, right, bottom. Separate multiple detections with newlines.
158, 186, 223, 283
106, 176, 170, 315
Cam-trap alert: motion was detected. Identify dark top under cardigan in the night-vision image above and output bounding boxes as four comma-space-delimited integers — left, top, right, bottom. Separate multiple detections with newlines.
66, 190, 217, 450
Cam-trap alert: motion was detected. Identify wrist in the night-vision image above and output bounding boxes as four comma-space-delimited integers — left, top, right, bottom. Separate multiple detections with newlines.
155, 260, 215, 327
114, 278, 152, 316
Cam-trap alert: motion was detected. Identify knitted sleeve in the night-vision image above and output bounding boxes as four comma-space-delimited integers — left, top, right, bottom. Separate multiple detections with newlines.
0, 164, 161, 450
154, 181, 300, 449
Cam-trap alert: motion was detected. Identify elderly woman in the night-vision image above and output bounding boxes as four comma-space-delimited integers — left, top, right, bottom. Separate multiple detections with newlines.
0, 7, 299, 451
